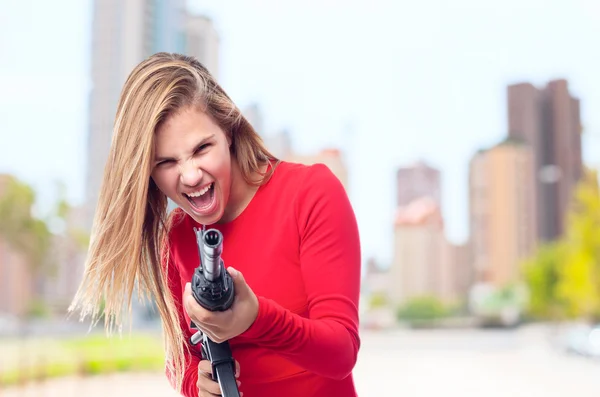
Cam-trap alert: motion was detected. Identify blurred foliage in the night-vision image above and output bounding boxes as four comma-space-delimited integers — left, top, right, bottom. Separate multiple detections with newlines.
478, 283, 527, 312
71, 228, 91, 250
368, 292, 388, 309
397, 295, 449, 324
26, 298, 52, 319
522, 242, 564, 319
557, 168, 600, 320
49, 180, 89, 248
0, 176, 90, 317
0, 175, 52, 269
470, 283, 528, 327
523, 169, 600, 322
0, 333, 166, 387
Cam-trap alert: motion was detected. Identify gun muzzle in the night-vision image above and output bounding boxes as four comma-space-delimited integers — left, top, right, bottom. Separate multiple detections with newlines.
202, 229, 223, 281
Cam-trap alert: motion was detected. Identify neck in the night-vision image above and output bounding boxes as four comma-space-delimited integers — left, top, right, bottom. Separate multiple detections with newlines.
218, 158, 267, 224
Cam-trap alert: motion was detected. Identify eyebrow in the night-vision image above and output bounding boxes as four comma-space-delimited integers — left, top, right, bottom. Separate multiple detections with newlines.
154, 134, 215, 163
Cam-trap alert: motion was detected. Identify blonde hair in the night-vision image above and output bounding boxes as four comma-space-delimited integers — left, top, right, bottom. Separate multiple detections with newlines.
69, 52, 277, 391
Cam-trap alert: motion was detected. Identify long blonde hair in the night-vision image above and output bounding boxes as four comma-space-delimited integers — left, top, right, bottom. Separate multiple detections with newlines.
69, 52, 277, 391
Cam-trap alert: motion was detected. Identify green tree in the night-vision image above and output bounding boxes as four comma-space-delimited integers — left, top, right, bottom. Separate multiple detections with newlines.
0, 175, 53, 319
522, 241, 565, 319
397, 295, 448, 323
523, 168, 600, 321
0, 176, 51, 269
48, 180, 89, 249
556, 169, 600, 321
368, 292, 388, 309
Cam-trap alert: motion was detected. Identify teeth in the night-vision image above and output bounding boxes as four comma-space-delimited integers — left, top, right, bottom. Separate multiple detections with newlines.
187, 183, 212, 198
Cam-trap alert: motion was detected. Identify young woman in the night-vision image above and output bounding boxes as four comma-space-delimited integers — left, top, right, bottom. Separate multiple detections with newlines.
70, 52, 361, 397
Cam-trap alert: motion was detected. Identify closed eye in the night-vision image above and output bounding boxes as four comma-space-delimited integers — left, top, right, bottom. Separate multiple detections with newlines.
154, 140, 212, 167
194, 143, 211, 154
156, 159, 175, 167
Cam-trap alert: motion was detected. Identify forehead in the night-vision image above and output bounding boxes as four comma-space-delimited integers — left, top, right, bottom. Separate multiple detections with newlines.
154, 108, 224, 151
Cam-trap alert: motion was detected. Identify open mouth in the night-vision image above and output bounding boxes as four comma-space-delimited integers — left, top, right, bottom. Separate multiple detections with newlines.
184, 182, 216, 213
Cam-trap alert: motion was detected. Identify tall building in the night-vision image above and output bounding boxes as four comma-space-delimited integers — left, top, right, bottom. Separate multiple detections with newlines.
0, 240, 32, 317
389, 197, 446, 305
396, 161, 441, 207
151, 0, 186, 54
440, 241, 472, 304
86, 0, 187, 229
507, 79, 583, 241
361, 257, 389, 297
243, 102, 265, 136
41, 205, 88, 313
184, 14, 220, 80
469, 139, 537, 287
264, 129, 293, 160
388, 160, 471, 305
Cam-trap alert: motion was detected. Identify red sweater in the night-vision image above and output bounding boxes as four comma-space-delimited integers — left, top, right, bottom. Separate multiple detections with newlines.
164, 161, 361, 397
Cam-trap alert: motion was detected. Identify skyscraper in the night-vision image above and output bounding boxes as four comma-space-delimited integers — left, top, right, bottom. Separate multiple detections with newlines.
184, 14, 220, 80
243, 102, 265, 136
440, 241, 471, 303
396, 160, 441, 207
263, 129, 293, 160
389, 197, 445, 304
85, 0, 186, 229
151, 0, 186, 54
469, 139, 537, 286
507, 79, 583, 242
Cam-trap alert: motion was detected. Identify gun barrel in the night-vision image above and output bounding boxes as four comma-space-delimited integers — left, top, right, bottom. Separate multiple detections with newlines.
202, 229, 223, 281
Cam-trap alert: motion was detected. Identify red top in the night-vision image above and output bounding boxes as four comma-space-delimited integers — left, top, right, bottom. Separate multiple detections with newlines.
164, 161, 361, 397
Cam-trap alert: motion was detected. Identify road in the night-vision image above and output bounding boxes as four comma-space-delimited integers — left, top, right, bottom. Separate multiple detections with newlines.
3, 325, 600, 397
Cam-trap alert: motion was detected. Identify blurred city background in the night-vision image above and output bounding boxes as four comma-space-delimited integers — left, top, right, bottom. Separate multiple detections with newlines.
1, 0, 600, 396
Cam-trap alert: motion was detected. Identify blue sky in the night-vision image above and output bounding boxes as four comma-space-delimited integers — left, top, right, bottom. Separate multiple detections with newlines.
1, 0, 599, 265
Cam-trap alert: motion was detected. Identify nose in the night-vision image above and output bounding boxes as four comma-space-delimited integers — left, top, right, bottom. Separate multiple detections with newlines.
179, 159, 203, 187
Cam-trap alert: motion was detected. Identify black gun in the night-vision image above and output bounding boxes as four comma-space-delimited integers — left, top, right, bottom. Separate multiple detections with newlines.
189, 226, 240, 397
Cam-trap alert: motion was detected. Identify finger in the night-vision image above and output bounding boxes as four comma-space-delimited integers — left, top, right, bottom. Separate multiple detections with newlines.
197, 363, 222, 395
228, 267, 250, 298
198, 360, 213, 377
184, 283, 216, 324
191, 322, 226, 340
235, 360, 240, 378
198, 390, 221, 397
198, 371, 241, 395
197, 378, 222, 396
183, 294, 222, 327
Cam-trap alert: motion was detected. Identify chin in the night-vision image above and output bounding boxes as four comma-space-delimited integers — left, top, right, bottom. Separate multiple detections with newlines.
189, 208, 224, 226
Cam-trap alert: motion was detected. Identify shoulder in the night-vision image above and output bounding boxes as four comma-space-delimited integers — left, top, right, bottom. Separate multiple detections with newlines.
296, 161, 347, 204
273, 160, 344, 194
283, 161, 359, 254
277, 161, 353, 225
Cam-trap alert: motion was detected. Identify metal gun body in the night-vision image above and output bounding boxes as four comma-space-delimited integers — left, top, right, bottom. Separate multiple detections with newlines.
199, 228, 222, 281
190, 227, 239, 397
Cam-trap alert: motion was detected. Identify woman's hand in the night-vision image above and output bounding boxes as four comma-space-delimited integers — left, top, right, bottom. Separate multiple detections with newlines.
184, 267, 259, 343
197, 359, 241, 397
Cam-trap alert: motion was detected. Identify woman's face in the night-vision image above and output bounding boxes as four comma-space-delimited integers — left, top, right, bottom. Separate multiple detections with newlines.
151, 106, 232, 225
